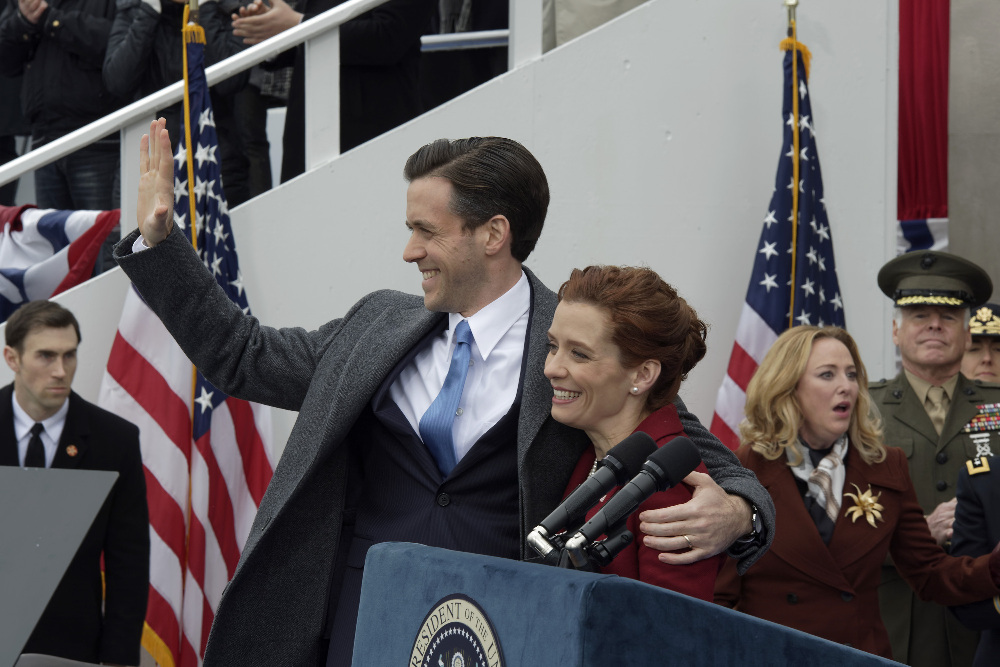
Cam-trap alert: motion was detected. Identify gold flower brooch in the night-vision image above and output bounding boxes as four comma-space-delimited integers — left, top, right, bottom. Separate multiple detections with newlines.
844, 484, 884, 528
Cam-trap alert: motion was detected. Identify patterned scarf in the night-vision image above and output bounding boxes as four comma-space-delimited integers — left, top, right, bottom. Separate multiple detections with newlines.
787, 434, 849, 523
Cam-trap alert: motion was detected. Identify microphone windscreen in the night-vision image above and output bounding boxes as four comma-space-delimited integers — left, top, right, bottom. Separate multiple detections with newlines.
604, 431, 657, 484
645, 436, 701, 489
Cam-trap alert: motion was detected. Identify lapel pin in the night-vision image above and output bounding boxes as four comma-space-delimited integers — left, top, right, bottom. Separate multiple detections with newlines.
66, 445, 78, 457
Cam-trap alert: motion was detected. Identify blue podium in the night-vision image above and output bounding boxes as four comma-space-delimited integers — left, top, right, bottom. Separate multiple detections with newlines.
352, 542, 899, 666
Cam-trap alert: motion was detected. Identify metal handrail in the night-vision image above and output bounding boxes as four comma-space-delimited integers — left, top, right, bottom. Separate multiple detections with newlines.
0, 0, 540, 192
0, 0, 386, 189
421, 29, 509, 52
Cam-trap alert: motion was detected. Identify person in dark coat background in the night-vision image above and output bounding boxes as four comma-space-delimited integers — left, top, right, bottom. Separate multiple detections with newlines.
951, 455, 1000, 667
0, 0, 124, 211
0, 71, 26, 205
0, 300, 149, 666
230, 0, 434, 181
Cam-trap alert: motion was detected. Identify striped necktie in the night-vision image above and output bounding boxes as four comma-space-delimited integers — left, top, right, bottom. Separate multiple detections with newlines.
419, 320, 474, 477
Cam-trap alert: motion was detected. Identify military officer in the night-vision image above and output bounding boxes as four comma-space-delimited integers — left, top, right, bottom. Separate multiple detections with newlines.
950, 456, 1000, 667
872, 250, 1000, 667
962, 303, 1000, 383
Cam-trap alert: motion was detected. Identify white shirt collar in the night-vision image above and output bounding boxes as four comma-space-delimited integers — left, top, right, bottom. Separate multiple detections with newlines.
447, 271, 530, 359
12, 389, 69, 443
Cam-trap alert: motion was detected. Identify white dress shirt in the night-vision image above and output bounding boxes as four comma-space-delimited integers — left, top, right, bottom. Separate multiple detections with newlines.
14, 392, 69, 467
391, 271, 530, 464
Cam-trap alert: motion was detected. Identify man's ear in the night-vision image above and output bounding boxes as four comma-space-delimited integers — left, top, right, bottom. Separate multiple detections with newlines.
3, 346, 20, 374
482, 215, 512, 257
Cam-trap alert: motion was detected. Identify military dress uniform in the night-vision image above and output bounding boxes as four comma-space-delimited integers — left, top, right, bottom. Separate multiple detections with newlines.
872, 374, 1000, 666
874, 250, 996, 667
950, 456, 1000, 667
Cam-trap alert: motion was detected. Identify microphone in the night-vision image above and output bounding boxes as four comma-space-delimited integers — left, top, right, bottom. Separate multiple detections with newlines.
563, 436, 701, 566
526, 431, 656, 560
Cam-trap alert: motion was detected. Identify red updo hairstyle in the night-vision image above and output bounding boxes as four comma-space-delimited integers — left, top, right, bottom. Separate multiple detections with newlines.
557, 265, 708, 410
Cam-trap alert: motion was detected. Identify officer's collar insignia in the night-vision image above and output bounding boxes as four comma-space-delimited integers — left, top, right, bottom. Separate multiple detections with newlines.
966, 456, 991, 476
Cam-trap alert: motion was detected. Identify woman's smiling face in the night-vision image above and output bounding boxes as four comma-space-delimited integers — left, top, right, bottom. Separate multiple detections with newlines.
544, 301, 637, 442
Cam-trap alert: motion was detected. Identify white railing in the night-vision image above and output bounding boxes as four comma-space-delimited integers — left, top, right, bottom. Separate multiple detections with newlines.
0, 0, 541, 232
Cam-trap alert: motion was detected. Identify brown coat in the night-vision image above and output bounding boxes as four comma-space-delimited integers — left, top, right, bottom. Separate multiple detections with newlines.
715, 443, 997, 660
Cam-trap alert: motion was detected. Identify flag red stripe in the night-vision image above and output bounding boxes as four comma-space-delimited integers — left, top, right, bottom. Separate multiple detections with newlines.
107, 332, 192, 459
194, 432, 242, 577
146, 584, 181, 663
187, 514, 206, 589
710, 413, 741, 451
180, 635, 199, 667
200, 597, 215, 657
225, 397, 271, 505
144, 466, 186, 563
55, 210, 121, 295
726, 342, 759, 393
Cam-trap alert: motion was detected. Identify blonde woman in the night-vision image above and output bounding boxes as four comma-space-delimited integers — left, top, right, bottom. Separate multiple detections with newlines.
714, 326, 1000, 659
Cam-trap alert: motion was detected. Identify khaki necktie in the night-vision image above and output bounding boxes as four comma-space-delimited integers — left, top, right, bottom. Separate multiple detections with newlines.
925, 385, 949, 435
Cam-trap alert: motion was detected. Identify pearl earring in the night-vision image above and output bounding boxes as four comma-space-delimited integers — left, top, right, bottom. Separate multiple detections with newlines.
631, 387, 639, 394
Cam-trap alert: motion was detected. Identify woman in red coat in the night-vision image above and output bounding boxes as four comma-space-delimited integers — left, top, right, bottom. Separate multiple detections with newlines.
715, 325, 1000, 658
545, 265, 722, 600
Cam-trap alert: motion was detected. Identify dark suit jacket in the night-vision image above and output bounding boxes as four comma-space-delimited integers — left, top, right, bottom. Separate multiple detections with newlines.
870, 372, 1000, 666
114, 228, 774, 666
951, 456, 1000, 667
0, 385, 149, 665
716, 444, 998, 660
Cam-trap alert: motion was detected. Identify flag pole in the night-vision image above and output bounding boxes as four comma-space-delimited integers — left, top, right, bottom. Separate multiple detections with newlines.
785, 0, 800, 328
181, 4, 205, 256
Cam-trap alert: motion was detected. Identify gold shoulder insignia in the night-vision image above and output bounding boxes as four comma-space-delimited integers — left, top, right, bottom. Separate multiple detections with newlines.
966, 457, 991, 475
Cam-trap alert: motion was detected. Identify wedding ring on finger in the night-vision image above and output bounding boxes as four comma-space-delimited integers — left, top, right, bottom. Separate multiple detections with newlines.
682, 534, 694, 550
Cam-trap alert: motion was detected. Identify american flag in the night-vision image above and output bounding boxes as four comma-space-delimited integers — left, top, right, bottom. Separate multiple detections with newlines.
98, 16, 274, 666
0, 204, 119, 322
710, 38, 846, 450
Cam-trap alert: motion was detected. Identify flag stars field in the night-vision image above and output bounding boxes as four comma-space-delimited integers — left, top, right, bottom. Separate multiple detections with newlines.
710, 36, 845, 450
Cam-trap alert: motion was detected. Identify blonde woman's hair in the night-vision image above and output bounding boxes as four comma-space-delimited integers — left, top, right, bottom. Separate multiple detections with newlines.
739, 326, 885, 466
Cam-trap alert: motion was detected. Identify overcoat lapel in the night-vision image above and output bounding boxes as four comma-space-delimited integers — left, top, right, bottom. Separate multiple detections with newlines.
754, 457, 853, 592
0, 384, 17, 466
828, 450, 905, 571
516, 272, 557, 470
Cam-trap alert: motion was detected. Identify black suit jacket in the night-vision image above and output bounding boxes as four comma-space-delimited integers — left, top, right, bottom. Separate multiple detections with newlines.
0, 384, 149, 665
951, 456, 1000, 667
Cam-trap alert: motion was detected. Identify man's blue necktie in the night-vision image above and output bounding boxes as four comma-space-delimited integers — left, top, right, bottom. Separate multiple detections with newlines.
419, 319, 473, 477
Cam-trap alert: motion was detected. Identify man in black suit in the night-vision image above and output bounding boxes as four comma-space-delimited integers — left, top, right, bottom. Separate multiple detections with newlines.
952, 455, 1000, 667
1, 300, 149, 666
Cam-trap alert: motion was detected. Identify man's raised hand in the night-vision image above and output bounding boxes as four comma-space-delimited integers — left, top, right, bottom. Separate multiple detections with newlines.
138, 118, 174, 247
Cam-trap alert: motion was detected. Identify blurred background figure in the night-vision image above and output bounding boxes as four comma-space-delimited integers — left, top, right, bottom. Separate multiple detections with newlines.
104, 0, 249, 203
716, 325, 1000, 660
419, 1, 507, 112
0, 0, 123, 211
0, 0, 124, 273
229, 0, 433, 182
962, 303, 1000, 383
951, 455, 1000, 667
0, 72, 26, 206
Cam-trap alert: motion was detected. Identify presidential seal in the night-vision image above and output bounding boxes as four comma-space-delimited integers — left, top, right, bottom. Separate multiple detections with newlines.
410, 594, 504, 667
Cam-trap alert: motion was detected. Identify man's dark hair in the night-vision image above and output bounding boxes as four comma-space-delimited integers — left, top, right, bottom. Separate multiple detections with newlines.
5, 301, 81, 352
404, 137, 550, 262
